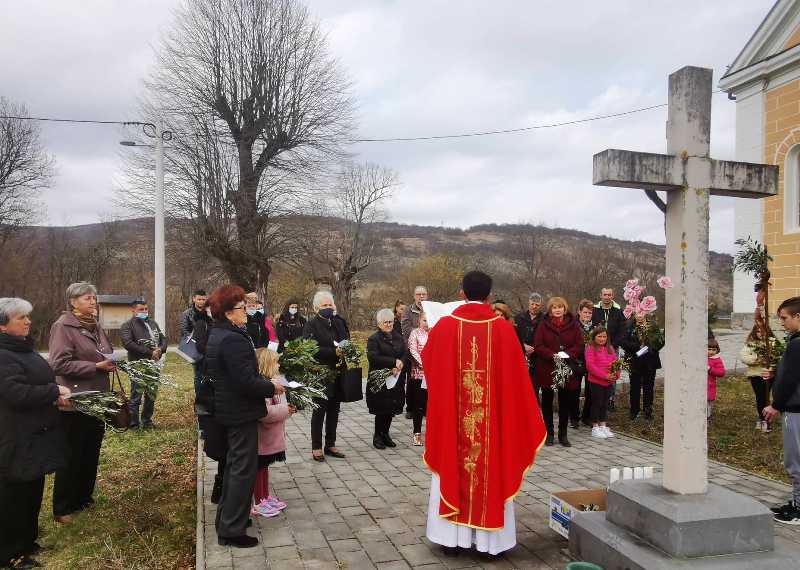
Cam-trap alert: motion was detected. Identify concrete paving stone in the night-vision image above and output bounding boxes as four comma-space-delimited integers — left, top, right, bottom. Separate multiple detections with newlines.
333, 494, 361, 508
205, 549, 234, 567
328, 538, 363, 553
261, 527, 295, 548
388, 531, 422, 548
320, 521, 356, 540
226, 556, 267, 570
335, 549, 378, 569
363, 540, 403, 563
339, 505, 369, 517
298, 546, 337, 563
307, 500, 339, 515
374, 561, 412, 569
355, 527, 389, 543
267, 545, 301, 561
293, 529, 329, 549
397, 543, 441, 566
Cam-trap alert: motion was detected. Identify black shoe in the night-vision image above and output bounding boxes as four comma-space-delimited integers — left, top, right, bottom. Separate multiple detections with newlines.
324, 447, 345, 458
3, 556, 41, 569
581, 418, 592, 427
211, 474, 223, 504
373, 436, 386, 450
441, 546, 459, 557
644, 411, 653, 420
774, 505, 800, 525
405, 412, 413, 420
545, 434, 554, 446
218, 535, 258, 548
771, 500, 795, 515
142, 422, 156, 430
559, 436, 572, 447
381, 433, 397, 448
570, 420, 579, 429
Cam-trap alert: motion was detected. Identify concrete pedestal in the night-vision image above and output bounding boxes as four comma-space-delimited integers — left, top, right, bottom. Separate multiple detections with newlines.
569, 479, 800, 569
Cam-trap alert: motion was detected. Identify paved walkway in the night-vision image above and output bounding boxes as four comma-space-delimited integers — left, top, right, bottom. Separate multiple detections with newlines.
198, 387, 799, 570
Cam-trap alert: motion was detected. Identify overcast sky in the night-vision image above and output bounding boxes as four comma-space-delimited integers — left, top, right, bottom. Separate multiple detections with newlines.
0, 0, 776, 253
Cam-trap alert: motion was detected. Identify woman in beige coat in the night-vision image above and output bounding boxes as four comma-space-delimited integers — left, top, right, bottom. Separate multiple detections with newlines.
739, 323, 774, 433
48, 282, 115, 523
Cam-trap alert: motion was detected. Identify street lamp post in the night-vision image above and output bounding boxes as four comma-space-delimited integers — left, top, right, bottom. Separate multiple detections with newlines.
121, 121, 172, 331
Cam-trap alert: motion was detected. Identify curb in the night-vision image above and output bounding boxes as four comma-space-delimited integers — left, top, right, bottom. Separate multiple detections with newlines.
196, 437, 205, 570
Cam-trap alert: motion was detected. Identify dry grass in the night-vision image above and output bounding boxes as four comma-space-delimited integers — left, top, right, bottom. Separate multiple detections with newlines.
609, 375, 788, 484
36, 354, 197, 569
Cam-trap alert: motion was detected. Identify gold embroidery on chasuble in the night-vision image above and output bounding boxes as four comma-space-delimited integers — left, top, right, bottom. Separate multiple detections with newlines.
457, 321, 492, 527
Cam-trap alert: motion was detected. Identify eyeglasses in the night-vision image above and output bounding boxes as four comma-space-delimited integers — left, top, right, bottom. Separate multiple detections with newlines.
381, 320, 394, 325
232, 305, 246, 311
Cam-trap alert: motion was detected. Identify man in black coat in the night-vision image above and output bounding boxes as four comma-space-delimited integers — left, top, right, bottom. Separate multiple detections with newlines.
121, 300, 169, 430
515, 292, 544, 369
591, 287, 625, 411
180, 289, 211, 396
0, 297, 69, 568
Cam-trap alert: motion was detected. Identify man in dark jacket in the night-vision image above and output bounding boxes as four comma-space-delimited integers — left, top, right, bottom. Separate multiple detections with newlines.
120, 299, 169, 430
514, 292, 544, 375
180, 290, 211, 395
592, 287, 625, 411
245, 294, 269, 349
764, 297, 800, 524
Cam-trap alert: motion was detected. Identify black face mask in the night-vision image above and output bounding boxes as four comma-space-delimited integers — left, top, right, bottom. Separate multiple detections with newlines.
319, 308, 334, 319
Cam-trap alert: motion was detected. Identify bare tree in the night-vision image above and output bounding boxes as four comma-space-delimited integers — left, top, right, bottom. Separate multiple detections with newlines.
292, 162, 398, 319
120, 0, 354, 292
0, 97, 54, 248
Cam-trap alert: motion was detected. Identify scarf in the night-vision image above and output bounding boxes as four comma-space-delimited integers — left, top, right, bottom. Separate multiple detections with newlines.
550, 316, 566, 329
72, 309, 98, 332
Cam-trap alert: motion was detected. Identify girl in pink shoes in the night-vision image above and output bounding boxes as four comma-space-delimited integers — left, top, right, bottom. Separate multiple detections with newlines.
253, 348, 295, 518
407, 313, 429, 446
584, 326, 621, 439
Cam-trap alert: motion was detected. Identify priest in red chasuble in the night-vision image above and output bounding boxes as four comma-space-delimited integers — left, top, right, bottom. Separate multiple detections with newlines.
422, 271, 546, 556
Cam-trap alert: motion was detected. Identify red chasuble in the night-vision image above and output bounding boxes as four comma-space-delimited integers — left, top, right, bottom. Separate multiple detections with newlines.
422, 302, 546, 530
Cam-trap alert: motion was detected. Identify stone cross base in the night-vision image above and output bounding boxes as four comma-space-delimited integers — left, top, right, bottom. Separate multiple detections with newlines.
569, 478, 800, 569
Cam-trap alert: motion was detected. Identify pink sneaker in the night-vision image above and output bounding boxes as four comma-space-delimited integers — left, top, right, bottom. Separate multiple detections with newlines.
266, 495, 287, 510
252, 500, 280, 518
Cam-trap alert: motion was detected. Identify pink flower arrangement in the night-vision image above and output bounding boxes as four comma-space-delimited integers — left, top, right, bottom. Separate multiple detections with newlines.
625, 278, 640, 290
639, 296, 658, 314
623, 304, 636, 319
657, 276, 674, 289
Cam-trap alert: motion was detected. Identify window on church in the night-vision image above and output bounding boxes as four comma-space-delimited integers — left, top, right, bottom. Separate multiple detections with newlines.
784, 145, 800, 234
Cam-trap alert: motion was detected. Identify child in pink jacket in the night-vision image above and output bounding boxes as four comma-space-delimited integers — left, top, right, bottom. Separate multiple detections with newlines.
584, 326, 621, 439
707, 339, 726, 419
252, 348, 295, 518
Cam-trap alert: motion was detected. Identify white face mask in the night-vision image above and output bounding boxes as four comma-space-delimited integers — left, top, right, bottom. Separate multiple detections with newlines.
288, 308, 298, 315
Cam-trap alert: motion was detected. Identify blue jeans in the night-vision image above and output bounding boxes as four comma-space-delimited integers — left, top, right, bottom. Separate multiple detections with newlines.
129, 380, 156, 427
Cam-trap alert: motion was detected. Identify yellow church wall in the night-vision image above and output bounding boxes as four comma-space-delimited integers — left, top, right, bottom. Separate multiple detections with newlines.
764, 79, 800, 312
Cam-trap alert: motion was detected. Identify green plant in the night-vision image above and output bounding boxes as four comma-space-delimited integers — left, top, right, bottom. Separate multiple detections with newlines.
733, 237, 772, 279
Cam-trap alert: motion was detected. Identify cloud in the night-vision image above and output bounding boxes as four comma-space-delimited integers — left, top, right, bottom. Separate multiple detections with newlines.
0, 0, 774, 254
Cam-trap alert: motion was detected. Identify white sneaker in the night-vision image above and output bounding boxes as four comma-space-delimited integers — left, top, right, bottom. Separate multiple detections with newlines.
602, 427, 615, 438
756, 421, 764, 431
591, 427, 607, 439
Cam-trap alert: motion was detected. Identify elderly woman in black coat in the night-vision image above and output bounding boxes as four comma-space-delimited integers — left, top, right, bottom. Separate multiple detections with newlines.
0, 298, 70, 569
204, 285, 285, 549
367, 308, 406, 450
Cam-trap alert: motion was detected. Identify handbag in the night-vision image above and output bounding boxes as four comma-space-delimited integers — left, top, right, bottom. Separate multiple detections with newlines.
108, 370, 131, 430
339, 367, 364, 403
177, 332, 202, 363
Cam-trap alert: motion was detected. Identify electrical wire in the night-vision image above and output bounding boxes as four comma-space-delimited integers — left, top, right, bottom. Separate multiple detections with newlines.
0, 90, 729, 143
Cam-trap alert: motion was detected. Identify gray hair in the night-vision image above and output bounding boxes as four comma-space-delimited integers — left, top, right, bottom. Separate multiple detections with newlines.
0, 297, 33, 326
414, 285, 427, 295
376, 308, 395, 326
529, 292, 543, 304
312, 290, 334, 312
66, 282, 97, 308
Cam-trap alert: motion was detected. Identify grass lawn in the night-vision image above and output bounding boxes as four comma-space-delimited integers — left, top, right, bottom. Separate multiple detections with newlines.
36, 354, 197, 569
609, 374, 788, 484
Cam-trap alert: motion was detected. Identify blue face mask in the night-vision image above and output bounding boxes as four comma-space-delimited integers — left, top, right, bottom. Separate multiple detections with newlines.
136, 312, 149, 320
256, 308, 264, 315
319, 308, 334, 319
246, 309, 257, 317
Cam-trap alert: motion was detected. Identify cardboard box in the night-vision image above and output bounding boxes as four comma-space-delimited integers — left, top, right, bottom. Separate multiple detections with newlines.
549, 489, 607, 539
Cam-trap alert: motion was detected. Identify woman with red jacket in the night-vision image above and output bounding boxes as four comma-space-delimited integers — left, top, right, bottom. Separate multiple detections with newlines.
533, 297, 584, 447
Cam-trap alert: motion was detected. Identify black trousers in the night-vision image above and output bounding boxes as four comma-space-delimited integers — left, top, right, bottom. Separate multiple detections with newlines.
589, 383, 612, 423
629, 368, 656, 416
0, 476, 44, 565
374, 413, 393, 436
310, 394, 341, 450
403, 357, 414, 413
581, 375, 593, 421
540, 387, 577, 434
53, 411, 105, 516
570, 374, 588, 422
750, 376, 769, 420
215, 421, 258, 538
411, 383, 428, 433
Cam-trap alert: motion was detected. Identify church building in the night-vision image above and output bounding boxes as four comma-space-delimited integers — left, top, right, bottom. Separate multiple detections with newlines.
720, 0, 800, 323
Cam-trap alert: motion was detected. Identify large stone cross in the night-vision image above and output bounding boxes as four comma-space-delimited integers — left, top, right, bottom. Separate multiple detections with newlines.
593, 66, 778, 494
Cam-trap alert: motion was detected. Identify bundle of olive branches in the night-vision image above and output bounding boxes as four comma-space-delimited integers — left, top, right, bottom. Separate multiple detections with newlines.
552, 356, 573, 390
68, 392, 126, 427
118, 358, 176, 400
337, 340, 363, 369
367, 369, 393, 393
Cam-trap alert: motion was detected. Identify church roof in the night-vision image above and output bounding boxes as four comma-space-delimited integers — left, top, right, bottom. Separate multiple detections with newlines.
719, 0, 800, 92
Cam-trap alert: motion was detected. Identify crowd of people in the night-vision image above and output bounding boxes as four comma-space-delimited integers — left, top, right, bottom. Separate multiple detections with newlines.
7, 275, 800, 565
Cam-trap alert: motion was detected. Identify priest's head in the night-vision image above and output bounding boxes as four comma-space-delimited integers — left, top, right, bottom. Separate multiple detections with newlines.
461, 271, 492, 302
